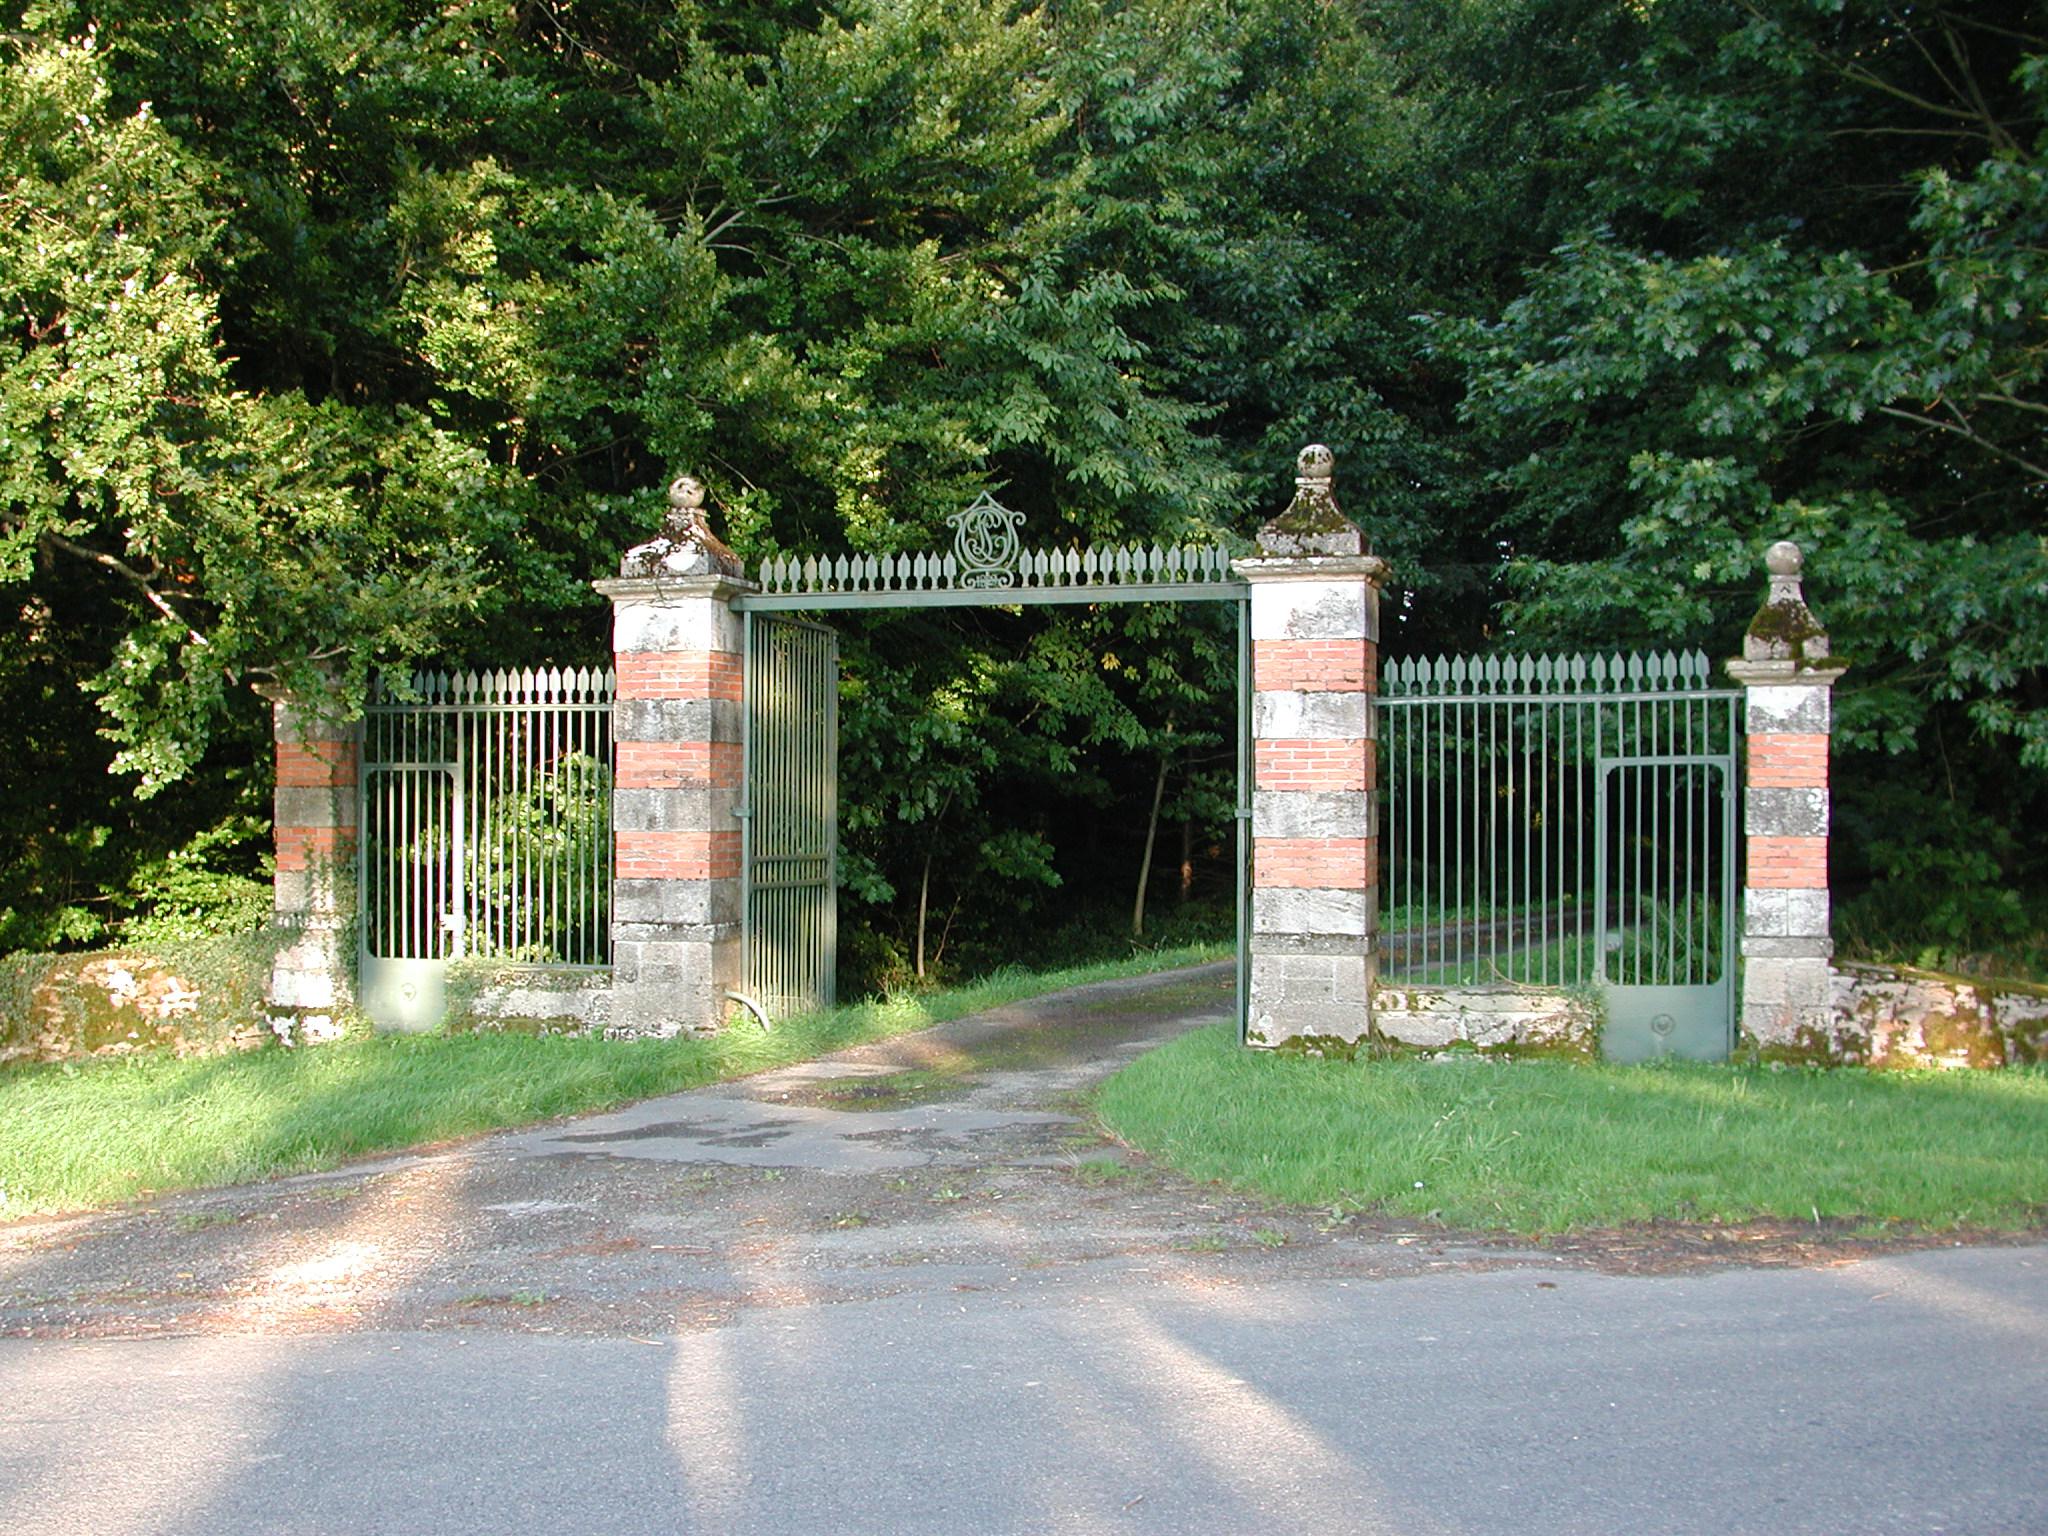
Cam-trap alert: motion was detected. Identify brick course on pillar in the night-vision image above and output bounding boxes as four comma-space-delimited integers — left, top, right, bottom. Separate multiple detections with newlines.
257, 683, 356, 1032
1235, 445, 1389, 1049
594, 473, 751, 1038
1725, 541, 1845, 1054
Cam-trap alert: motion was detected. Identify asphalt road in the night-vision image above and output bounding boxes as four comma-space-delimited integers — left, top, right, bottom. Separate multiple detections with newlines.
2, 1246, 2044, 1535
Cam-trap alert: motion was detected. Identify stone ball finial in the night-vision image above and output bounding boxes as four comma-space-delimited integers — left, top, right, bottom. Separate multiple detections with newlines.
669, 474, 707, 513
621, 469, 741, 579
1765, 540, 1802, 578
1256, 441, 1363, 558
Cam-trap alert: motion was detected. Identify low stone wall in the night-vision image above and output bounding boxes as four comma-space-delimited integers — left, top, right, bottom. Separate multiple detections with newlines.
1370, 983, 1599, 1060
1766, 963, 2048, 1069
444, 964, 614, 1036
1, 940, 278, 1067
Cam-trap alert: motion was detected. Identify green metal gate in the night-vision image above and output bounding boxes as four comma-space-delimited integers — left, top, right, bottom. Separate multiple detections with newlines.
730, 499, 1250, 1030
738, 616, 840, 1022
1378, 651, 1740, 1061
358, 668, 614, 1030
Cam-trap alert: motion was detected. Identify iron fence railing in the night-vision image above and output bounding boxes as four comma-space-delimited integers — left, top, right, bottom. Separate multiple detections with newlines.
1378, 651, 1740, 991
359, 667, 614, 969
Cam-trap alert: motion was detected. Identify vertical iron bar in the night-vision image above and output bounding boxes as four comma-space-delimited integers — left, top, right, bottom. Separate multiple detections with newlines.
1541, 696, 1551, 984
1235, 597, 1249, 1040
740, 610, 755, 1008
1490, 696, 1507, 978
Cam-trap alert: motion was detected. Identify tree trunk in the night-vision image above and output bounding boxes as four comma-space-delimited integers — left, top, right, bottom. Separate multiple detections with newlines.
1133, 745, 1171, 940
916, 848, 932, 980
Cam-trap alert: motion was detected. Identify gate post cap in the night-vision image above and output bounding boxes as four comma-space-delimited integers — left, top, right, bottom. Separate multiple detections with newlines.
1255, 442, 1367, 558
1765, 540, 1802, 579
620, 470, 742, 578
1734, 536, 1839, 673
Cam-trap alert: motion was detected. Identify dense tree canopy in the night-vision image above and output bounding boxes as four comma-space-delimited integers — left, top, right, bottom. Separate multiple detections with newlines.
2, 0, 2042, 971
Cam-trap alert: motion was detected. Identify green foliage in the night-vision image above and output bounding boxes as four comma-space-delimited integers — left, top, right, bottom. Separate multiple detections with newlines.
1, 0, 2042, 965
1440, 0, 2048, 940
114, 817, 272, 945
464, 751, 611, 963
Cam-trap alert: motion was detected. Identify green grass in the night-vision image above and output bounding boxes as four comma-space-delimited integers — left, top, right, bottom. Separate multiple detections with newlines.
1096, 1022, 2048, 1235
0, 943, 1224, 1220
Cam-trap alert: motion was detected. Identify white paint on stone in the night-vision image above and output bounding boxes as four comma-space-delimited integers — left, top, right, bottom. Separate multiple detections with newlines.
609, 590, 746, 655
1249, 580, 1366, 642
1253, 690, 1373, 740
1746, 785, 1828, 838
1252, 887, 1369, 938
1253, 790, 1371, 839
1745, 683, 1831, 734
1743, 887, 1830, 939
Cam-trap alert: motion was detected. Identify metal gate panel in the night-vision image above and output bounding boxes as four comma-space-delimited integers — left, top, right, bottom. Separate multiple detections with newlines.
1379, 651, 1741, 1058
1596, 756, 1736, 1063
741, 616, 839, 1022
359, 669, 614, 1031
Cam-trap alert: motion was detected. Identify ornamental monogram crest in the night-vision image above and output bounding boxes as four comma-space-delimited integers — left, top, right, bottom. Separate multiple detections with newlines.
947, 492, 1027, 589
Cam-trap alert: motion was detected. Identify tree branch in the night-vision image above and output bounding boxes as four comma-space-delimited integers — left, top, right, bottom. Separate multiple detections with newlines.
1973, 390, 2048, 422
36, 528, 215, 650
1875, 404, 2048, 482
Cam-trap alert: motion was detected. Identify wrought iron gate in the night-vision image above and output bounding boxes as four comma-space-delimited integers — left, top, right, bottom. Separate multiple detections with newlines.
738, 616, 839, 1021
730, 502, 1250, 1029
1378, 651, 1740, 1060
358, 668, 614, 1030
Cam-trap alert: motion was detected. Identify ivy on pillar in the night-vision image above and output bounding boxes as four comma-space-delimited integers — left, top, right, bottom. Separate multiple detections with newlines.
1234, 445, 1390, 1050
257, 681, 356, 1040
594, 474, 751, 1038
1726, 541, 1847, 1056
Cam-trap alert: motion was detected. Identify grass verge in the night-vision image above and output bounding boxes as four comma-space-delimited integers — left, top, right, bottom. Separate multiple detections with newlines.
0, 943, 1224, 1220
1095, 1022, 2048, 1235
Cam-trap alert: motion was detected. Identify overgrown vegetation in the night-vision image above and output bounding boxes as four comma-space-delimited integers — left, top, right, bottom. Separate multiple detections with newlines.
1097, 1022, 2048, 1234
1, 0, 2043, 977
0, 942, 1223, 1218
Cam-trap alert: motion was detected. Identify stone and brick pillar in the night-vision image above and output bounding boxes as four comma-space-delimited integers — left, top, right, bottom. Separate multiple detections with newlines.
1235, 445, 1390, 1049
1725, 541, 1844, 1054
258, 681, 356, 1034
593, 474, 751, 1037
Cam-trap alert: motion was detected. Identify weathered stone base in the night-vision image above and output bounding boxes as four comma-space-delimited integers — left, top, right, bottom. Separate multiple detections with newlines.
1741, 962, 2048, 1067
1736, 952, 1835, 1058
267, 919, 351, 1012
444, 964, 615, 1036
1244, 948, 1373, 1049
607, 928, 739, 1039
1371, 984, 1599, 1061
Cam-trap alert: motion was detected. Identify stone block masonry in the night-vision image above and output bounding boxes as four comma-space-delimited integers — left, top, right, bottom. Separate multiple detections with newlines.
257, 683, 356, 1032
595, 574, 751, 1038
1726, 542, 1844, 1054
593, 475, 754, 1038
1235, 445, 1389, 1048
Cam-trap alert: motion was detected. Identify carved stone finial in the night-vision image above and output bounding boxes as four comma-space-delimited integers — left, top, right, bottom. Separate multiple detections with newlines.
1741, 538, 1830, 665
621, 470, 741, 579
1255, 442, 1364, 558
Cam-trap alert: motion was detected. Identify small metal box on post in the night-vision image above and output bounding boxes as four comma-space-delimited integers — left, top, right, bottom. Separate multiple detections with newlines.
1725, 540, 1846, 1055
1234, 446, 1390, 1049
593, 475, 753, 1037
